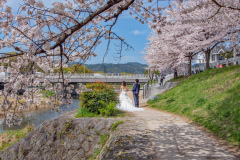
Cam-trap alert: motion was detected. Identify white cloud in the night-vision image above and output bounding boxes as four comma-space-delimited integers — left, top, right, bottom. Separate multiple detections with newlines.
131, 30, 146, 35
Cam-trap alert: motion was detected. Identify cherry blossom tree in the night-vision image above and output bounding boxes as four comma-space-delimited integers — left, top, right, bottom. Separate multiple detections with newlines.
143, 28, 187, 78
147, 0, 239, 70
0, 0, 170, 126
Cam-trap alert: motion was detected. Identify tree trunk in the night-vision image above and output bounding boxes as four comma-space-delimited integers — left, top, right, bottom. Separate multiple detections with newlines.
188, 54, 192, 76
148, 69, 154, 85
205, 48, 211, 69
174, 70, 178, 79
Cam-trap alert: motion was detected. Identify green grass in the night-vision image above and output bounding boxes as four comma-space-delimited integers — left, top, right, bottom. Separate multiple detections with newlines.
111, 120, 123, 131
0, 125, 34, 151
75, 107, 125, 118
168, 75, 186, 82
100, 133, 109, 145
147, 65, 240, 146
89, 148, 100, 160
40, 90, 55, 98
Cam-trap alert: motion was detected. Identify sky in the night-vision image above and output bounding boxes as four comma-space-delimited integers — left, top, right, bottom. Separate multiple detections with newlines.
2, 0, 170, 65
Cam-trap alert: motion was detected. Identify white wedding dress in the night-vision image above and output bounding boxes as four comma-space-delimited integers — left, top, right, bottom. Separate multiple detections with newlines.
116, 89, 144, 112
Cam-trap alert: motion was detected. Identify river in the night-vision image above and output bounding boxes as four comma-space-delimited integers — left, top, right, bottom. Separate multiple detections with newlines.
0, 96, 80, 133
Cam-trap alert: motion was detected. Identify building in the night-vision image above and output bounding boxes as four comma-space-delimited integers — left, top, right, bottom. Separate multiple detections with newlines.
210, 46, 226, 63
196, 52, 206, 64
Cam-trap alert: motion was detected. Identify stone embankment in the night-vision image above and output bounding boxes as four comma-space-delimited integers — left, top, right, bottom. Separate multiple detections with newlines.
0, 117, 119, 160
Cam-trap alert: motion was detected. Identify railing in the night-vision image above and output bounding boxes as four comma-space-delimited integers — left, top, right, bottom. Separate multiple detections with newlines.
142, 81, 151, 99
210, 56, 240, 68
45, 73, 149, 79
192, 57, 240, 74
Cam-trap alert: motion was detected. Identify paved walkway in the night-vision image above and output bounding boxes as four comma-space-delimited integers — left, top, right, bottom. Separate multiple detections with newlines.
142, 75, 175, 102
131, 108, 236, 159
126, 79, 238, 159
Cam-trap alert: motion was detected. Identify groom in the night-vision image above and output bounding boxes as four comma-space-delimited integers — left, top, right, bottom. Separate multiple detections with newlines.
132, 79, 140, 107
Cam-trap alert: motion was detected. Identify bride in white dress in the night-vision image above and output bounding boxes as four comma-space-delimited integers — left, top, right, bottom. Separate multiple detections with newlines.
116, 81, 144, 112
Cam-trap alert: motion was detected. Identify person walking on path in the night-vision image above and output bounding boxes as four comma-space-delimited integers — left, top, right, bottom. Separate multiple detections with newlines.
132, 79, 140, 107
156, 75, 158, 83
160, 77, 164, 86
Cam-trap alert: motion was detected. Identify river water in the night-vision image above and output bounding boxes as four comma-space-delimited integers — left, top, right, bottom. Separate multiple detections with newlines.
0, 96, 80, 133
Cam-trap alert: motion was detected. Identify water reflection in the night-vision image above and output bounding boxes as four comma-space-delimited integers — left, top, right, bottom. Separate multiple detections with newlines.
0, 96, 80, 132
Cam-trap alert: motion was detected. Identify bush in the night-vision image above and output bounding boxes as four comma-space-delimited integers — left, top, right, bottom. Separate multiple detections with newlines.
99, 101, 118, 116
79, 81, 118, 115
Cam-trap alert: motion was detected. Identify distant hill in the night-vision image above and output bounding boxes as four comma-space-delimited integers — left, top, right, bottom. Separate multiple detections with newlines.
68, 62, 148, 74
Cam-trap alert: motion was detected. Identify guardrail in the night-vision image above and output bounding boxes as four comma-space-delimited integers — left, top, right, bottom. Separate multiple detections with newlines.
192, 57, 240, 74
45, 73, 149, 79
142, 81, 151, 99
210, 56, 240, 68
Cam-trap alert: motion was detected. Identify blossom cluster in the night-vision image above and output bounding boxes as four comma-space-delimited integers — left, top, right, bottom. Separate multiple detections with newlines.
143, 0, 240, 74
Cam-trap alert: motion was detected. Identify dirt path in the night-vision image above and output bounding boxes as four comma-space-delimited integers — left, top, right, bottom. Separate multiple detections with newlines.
126, 90, 237, 159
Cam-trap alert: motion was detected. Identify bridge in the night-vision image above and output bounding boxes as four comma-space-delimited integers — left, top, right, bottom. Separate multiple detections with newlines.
0, 73, 150, 83
44, 73, 150, 83
0, 73, 150, 95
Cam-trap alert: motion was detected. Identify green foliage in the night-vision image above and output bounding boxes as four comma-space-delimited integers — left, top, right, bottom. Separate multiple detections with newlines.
99, 101, 118, 116
89, 148, 100, 160
79, 82, 118, 114
111, 120, 123, 131
144, 69, 160, 75
100, 133, 109, 145
221, 51, 233, 59
41, 90, 55, 98
166, 98, 175, 104
147, 65, 240, 146
75, 107, 97, 118
169, 75, 186, 82
54, 64, 93, 73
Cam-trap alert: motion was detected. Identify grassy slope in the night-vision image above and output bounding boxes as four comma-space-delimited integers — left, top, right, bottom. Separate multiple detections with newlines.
148, 65, 240, 146
0, 125, 34, 151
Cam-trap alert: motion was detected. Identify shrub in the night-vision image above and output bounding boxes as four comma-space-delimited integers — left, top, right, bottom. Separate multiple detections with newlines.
99, 101, 118, 116
79, 81, 118, 114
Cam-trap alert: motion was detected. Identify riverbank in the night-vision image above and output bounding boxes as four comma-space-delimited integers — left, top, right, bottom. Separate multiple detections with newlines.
0, 96, 62, 119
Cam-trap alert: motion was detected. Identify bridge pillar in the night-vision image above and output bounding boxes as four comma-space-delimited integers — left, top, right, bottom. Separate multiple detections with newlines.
69, 83, 79, 95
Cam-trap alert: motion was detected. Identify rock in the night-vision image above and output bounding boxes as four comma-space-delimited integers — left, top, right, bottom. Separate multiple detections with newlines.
43, 153, 52, 160
53, 120, 59, 128
87, 136, 95, 142
64, 142, 71, 150
25, 131, 34, 141
78, 121, 87, 130
82, 140, 90, 152
75, 148, 85, 158
72, 141, 81, 150
36, 138, 44, 147
39, 126, 45, 133
12, 143, 19, 154
77, 134, 85, 144
106, 121, 114, 130
67, 150, 76, 157
95, 122, 105, 131
0, 118, 118, 160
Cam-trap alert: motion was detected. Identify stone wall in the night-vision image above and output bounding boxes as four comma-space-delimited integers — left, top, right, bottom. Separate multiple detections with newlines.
100, 117, 155, 160
0, 117, 118, 160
